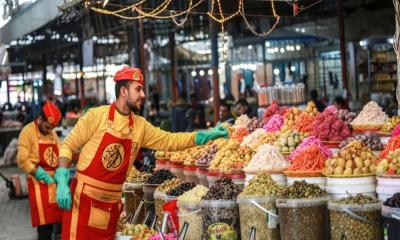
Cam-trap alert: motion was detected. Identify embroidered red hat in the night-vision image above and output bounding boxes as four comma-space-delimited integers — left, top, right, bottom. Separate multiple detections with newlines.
113, 66, 144, 86
42, 100, 61, 127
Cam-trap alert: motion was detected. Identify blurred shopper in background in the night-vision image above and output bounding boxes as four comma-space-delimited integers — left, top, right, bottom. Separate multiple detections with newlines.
218, 100, 235, 125
235, 98, 256, 118
310, 89, 326, 112
170, 94, 189, 132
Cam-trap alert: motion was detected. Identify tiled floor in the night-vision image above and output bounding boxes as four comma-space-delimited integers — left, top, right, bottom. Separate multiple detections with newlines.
0, 165, 36, 240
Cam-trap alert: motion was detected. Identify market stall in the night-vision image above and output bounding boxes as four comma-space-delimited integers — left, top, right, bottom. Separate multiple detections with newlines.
116, 100, 400, 240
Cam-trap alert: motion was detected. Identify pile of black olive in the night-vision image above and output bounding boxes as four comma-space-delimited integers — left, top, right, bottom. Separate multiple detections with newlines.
166, 182, 196, 196
384, 192, 400, 208
146, 169, 176, 184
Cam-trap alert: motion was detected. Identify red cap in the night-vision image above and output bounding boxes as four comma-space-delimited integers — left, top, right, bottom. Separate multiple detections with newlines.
113, 66, 144, 86
42, 101, 61, 127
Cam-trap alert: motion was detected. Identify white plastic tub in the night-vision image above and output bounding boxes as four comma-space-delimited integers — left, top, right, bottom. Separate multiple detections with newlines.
326, 176, 376, 186
328, 201, 382, 240
200, 200, 240, 239
143, 184, 160, 217
276, 197, 330, 240
224, 173, 246, 190
326, 176, 376, 199
237, 196, 279, 240
326, 186, 376, 200
154, 191, 166, 221
377, 176, 400, 201
177, 201, 202, 240
183, 166, 199, 184
207, 170, 222, 188
170, 163, 185, 181
196, 168, 208, 187
377, 176, 400, 185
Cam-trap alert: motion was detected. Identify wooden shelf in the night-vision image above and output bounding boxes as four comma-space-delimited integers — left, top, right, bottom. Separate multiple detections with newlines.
371, 90, 396, 93
370, 61, 397, 64
372, 71, 396, 74
360, 80, 397, 84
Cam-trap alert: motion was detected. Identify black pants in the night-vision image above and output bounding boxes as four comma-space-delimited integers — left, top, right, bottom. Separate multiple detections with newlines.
37, 224, 53, 240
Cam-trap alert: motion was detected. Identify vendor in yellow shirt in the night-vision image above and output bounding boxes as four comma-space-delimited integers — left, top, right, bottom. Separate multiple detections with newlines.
54, 66, 228, 240
17, 100, 63, 240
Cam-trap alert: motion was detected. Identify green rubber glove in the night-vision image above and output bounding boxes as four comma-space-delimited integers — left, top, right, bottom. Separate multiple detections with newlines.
194, 125, 229, 145
54, 167, 71, 210
34, 166, 55, 184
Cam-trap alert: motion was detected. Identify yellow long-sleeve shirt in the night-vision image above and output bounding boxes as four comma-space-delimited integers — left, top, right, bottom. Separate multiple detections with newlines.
60, 105, 196, 171
17, 121, 60, 174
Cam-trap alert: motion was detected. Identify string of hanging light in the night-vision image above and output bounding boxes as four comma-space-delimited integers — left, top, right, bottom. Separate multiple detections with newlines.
84, 0, 321, 61
84, 0, 314, 37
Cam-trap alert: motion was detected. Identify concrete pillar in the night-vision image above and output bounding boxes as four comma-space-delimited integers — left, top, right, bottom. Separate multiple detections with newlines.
169, 31, 178, 102
337, 0, 349, 94
210, 16, 220, 123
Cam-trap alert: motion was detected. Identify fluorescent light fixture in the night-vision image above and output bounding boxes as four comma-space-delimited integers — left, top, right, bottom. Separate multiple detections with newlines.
231, 64, 257, 71
54, 90, 62, 96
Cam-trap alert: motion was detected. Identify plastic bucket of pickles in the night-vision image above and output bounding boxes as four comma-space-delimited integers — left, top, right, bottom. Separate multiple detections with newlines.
154, 191, 166, 223
237, 196, 279, 240
328, 194, 382, 240
153, 178, 184, 225
237, 173, 283, 240
177, 201, 203, 240
123, 183, 145, 223
276, 181, 330, 240
177, 185, 209, 240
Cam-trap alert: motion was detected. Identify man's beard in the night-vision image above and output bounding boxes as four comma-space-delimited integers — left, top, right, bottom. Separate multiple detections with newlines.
127, 100, 140, 113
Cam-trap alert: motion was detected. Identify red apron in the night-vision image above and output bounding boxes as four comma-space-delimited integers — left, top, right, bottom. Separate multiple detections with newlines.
62, 103, 137, 240
28, 122, 62, 227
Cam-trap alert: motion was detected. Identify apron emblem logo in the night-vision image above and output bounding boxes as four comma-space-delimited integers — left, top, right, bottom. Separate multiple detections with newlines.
44, 147, 58, 167
102, 143, 125, 171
